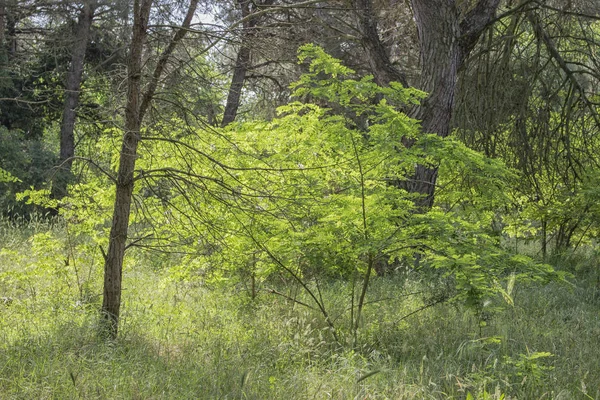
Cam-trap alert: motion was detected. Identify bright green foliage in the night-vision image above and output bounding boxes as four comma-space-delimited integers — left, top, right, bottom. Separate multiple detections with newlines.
0, 167, 20, 183
0, 219, 598, 399
91, 45, 565, 336
16, 45, 565, 340
504, 351, 554, 384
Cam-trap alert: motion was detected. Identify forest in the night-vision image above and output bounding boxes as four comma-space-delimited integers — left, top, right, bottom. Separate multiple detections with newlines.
0, 0, 599, 398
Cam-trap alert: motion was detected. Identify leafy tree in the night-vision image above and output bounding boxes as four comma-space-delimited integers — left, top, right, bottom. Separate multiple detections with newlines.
108, 45, 562, 342
101, 0, 200, 338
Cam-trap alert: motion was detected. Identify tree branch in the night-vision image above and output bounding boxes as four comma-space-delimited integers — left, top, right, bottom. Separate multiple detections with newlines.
460, 0, 502, 58
139, 0, 199, 121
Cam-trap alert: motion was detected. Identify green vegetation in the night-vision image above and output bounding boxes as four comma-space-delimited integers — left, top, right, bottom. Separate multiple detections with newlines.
1, 218, 598, 399
2, 2, 600, 399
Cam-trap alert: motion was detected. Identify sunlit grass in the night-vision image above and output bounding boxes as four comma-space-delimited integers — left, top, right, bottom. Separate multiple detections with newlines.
1, 222, 598, 399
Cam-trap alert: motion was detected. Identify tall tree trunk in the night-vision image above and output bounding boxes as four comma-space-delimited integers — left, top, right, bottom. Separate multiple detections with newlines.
54, 1, 95, 198
221, 0, 256, 127
4, 0, 15, 59
101, 0, 198, 338
101, 0, 152, 337
0, 1, 5, 48
406, 0, 500, 208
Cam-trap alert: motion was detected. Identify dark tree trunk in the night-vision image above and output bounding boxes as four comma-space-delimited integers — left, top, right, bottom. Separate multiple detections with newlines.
221, 0, 256, 127
0, 1, 5, 48
101, 0, 199, 339
406, 0, 500, 208
349, 0, 499, 208
5, 2, 15, 59
54, 1, 95, 198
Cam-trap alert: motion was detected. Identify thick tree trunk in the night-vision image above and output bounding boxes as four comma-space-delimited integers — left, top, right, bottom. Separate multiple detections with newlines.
405, 0, 461, 208
54, 1, 95, 198
349, 0, 499, 208
101, 0, 199, 338
407, 0, 500, 208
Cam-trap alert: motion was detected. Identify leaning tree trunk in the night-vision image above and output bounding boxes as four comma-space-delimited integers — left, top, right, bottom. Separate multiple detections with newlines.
407, 0, 500, 208
54, 1, 95, 198
101, 0, 199, 339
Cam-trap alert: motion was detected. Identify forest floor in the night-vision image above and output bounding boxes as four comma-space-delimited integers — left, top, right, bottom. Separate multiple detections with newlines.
0, 218, 599, 399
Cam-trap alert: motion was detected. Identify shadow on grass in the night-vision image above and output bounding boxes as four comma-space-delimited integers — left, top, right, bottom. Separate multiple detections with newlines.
0, 317, 254, 399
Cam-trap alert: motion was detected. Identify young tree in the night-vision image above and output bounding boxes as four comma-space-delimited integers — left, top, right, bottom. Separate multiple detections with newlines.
101, 0, 199, 338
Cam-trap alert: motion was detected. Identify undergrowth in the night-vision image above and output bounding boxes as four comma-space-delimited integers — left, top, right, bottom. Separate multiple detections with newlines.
0, 220, 598, 399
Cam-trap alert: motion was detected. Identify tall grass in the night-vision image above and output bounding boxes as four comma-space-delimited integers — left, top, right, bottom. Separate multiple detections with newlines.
1, 221, 598, 399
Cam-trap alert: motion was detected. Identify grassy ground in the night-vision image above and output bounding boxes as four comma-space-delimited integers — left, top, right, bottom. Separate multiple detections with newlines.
0, 219, 599, 399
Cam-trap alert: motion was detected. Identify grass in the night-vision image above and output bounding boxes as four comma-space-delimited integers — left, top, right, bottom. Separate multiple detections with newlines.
1, 219, 599, 399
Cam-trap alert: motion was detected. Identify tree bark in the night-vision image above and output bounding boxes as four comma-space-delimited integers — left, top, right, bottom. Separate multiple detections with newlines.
0, 1, 5, 48
101, 0, 152, 338
54, 1, 95, 198
101, 0, 198, 338
406, 0, 500, 208
4, 0, 17, 59
221, 0, 257, 127
221, 1, 252, 127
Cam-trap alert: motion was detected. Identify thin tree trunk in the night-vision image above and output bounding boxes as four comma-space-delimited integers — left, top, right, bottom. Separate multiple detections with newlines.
541, 218, 547, 261
221, 40, 250, 126
5, 0, 15, 59
54, 1, 95, 198
221, 0, 275, 127
101, 0, 198, 338
101, 0, 152, 337
0, 1, 5, 48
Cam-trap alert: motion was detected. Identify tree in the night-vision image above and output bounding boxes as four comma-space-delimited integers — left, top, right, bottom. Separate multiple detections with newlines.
454, 1, 600, 256
402, 0, 500, 208
302, 0, 501, 208
55, 0, 97, 198
101, 0, 199, 338
0, 0, 48, 138
352, 0, 408, 88
221, 0, 275, 127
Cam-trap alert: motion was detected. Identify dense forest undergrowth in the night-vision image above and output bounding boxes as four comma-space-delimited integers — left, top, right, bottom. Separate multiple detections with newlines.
1, 217, 598, 399
2, 1, 600, 399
